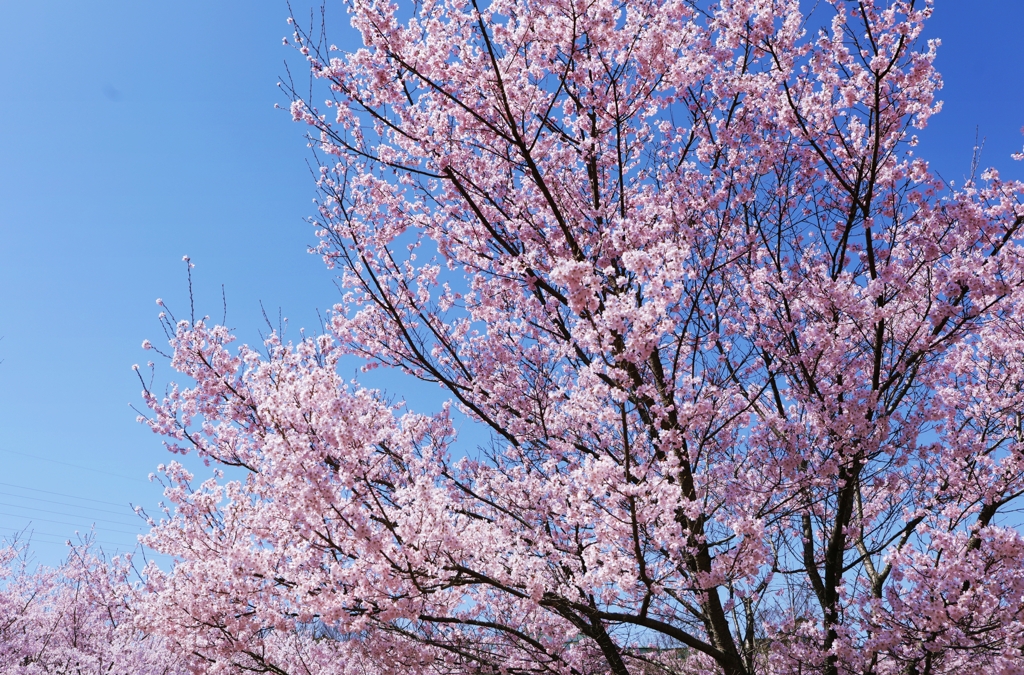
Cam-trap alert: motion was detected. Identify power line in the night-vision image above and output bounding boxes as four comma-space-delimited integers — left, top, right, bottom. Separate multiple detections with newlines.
0, 481, 144, 508
0, 491, 140, 519
0, 500, 144, 529
0, 511, 144, 537
0, 448, 148, 483
1, 530, 131, 550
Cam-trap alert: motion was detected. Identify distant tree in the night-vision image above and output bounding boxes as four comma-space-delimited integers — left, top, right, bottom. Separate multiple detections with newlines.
139, 0, 1024, 673
0, 537, 190, 674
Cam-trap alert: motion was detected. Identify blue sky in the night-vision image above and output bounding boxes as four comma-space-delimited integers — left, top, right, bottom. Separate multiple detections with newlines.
0, 0, 1021, 566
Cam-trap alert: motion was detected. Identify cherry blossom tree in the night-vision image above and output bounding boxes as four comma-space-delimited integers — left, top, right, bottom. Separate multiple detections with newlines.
138, 0, 1024, 673
0, 537, 191, 674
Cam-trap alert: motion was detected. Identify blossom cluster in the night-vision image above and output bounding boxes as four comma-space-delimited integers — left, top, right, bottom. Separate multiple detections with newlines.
19, 1, 1024, 674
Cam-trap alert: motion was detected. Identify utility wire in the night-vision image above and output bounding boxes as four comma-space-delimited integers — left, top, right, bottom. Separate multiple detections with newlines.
0, 491, 145, 522
2, 530, 130, 550
0, 481, 144, 508
0, 448, 148, 483
0, 491, 140, 519
0, 511, 143, 536
0, 500, 144, 529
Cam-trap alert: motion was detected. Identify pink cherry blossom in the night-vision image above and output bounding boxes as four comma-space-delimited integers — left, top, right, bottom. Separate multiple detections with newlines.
137, 1, 1024, 674
0, 538, 193, 674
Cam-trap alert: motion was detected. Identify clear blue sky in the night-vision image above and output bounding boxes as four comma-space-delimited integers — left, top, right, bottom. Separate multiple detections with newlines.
0, 1, 1021, 566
